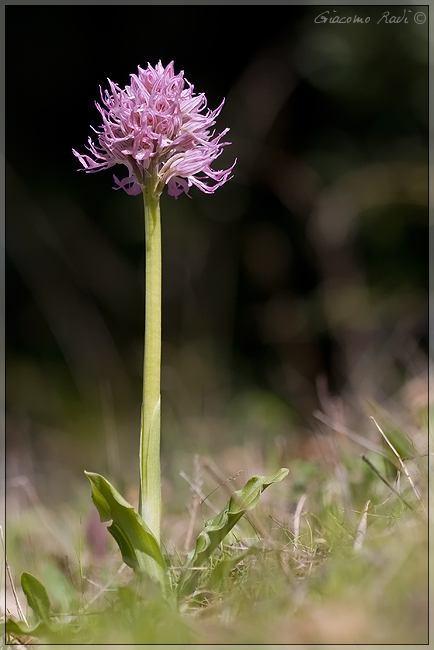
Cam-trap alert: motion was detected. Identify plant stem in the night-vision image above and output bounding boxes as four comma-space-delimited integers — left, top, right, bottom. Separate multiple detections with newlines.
139, 171, 162, 544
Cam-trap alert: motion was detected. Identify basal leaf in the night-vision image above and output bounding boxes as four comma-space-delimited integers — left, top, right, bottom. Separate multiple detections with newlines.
4, 618, 51, 639
84, 471, 167, 591
21, 572, 51, 623
4, 617, 76, 644
177, 467, 289, 598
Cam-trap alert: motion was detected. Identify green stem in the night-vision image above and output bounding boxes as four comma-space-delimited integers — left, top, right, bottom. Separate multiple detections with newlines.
139, 171, 162, 545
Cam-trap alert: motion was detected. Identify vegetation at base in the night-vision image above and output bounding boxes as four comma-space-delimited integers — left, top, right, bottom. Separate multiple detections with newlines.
3, 393, 428, 645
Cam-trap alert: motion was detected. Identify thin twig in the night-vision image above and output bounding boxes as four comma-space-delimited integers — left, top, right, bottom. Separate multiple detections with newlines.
293, 494, 307, 549
80, 563, 126, 611
268, 515, 296, 551
370, 416, 424, 508
0, 525, 28, 625
179, 471, 220, 515
314, 411, 384, 455
361, 455, 414, 511
200, 457, 244, 502
353, 499, 370, 551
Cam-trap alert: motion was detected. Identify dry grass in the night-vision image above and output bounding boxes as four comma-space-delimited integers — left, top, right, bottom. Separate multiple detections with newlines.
3, 371, 429, 645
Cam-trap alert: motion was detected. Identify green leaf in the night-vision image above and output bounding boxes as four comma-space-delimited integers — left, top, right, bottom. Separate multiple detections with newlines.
84, 471, 167, 591
177, 467, 289, 598
4, 617, 74, 644
21, 572, 51, 623
4, 618, 51, 638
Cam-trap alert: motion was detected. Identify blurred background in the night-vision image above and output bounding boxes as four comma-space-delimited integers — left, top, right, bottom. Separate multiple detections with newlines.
6, 5, 428, 513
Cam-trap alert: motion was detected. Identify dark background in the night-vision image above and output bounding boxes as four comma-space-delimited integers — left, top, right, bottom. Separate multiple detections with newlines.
6, 5, 428, 503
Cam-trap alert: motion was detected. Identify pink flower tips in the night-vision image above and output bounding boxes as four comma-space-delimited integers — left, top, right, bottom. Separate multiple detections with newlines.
73, 61, 236, 198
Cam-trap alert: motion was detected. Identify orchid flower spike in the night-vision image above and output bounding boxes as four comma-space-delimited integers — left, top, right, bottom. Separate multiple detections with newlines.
73, 61, 236, 198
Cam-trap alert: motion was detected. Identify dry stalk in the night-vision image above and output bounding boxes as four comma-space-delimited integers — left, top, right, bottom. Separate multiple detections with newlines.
179, 471, 220, 515
361, 455, 414, 511
370, 416, 424, 509
0, 525, 28, 625
80, 563, 126, 612
314, 410, 384, 455
353, 499, 370, 551
293, 493, 307, 550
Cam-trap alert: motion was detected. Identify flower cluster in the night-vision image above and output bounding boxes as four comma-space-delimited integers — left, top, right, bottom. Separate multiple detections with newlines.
73, 61, 235, 198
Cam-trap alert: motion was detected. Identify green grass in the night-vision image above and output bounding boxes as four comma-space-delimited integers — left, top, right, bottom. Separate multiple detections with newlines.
3, 390, 429, 646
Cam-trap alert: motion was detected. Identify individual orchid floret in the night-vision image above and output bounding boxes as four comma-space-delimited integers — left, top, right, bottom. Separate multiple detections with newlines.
73, 61, 236, 198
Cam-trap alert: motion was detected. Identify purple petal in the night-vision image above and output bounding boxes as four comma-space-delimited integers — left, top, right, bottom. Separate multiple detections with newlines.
73, 62, 235, 197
